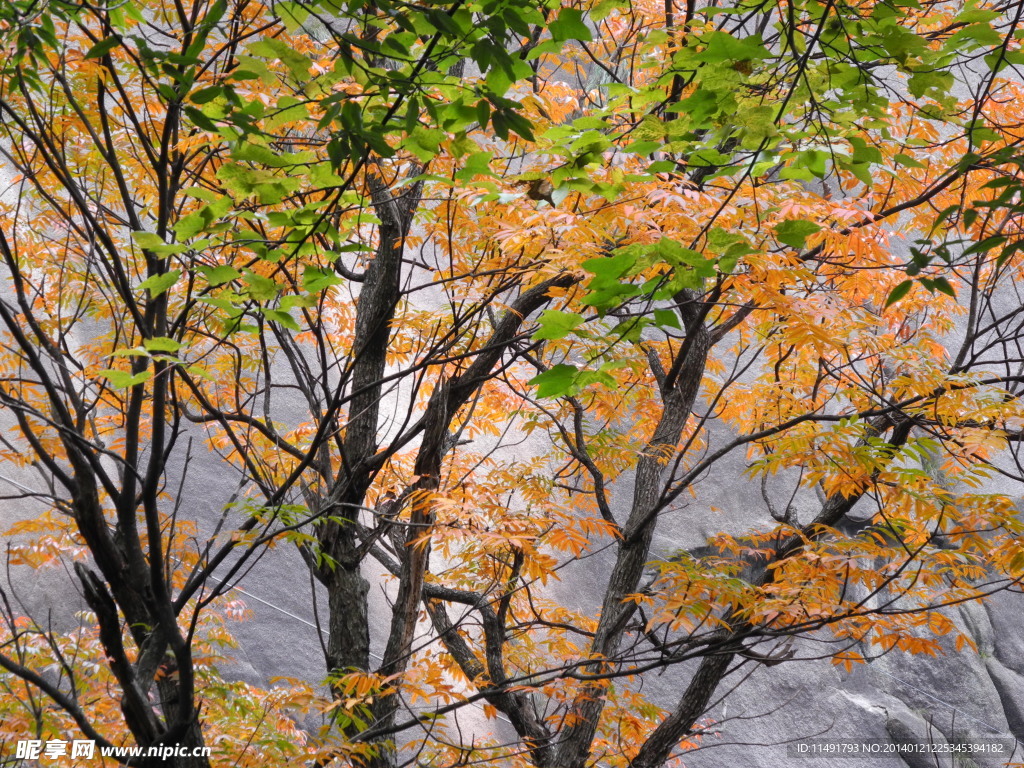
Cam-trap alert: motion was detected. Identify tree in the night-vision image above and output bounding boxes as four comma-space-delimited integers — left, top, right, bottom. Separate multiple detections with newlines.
2, 0, 1024, 765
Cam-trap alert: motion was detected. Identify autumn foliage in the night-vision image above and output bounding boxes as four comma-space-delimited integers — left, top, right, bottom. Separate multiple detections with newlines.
0, 0, 1024, 765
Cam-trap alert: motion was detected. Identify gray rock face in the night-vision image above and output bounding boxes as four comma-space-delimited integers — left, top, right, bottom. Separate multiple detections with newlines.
4, 388, 1022, 767
671, 593, 1023, 768
1, 185, 1022, 768
28, 415, 1014, 767
985, 659, 1024, 745
983, 592, 1024, 677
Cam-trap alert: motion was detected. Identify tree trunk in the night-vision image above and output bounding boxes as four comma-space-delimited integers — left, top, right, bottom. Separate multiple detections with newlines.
327, 564, 372, 675
553, 295, 711, 768
629, 651, 734, 768
154, 677, 210, 768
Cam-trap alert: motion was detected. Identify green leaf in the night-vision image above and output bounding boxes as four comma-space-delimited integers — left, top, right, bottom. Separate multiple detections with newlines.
549, 8, 593, 42
499, 107, 535, 141
963, 234, 1007, 256
405, 127, 447, 162
302, 266, 344, 293
844, 161, 873, 186
583, 250, 637, 281
533, 310, 585, 341
907, 69, 954, 99
185, 364, 217, 382
110, 346, 148, 358
133, 231, 166, 249
276, 0, 310, 32
260, 308, 300, 331
265, 95, 310, 131
653, 308, 681, 329
489, 112, 508, 141
189, 85, 224, 104
778, 166, 815, 182
138, 270, 181, 297
694, 32, 769, 63
454, 151, 496, 181
218, 162, 301, 203
894, 153, 926, 169
247, 38, 311, 80
933, 278, 955, 297
133, 230, 189, 255
775, 220, 822, 249
85, 36, 121, 59
280, 293, 318, 310
174, 211, 208, 240
848, 136, 883, 165
99, 368, 152, 388
529, 364, 578, 398
997, 241, 1024, 268
792, 149, 828, 178
199, 265, 241, 286
949, 22, 1002, 49
877, 25, 926, 61
954, 7, 1000, 23
885, 279, 914, 308
591, 0, 626, 20
143, 337, 182, 353
243, 270, 279, 301
919, 276, 956, 297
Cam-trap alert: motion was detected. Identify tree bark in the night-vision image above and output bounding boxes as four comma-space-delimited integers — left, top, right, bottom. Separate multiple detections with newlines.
553, 292, 711, 768
624, 418, 915, 767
